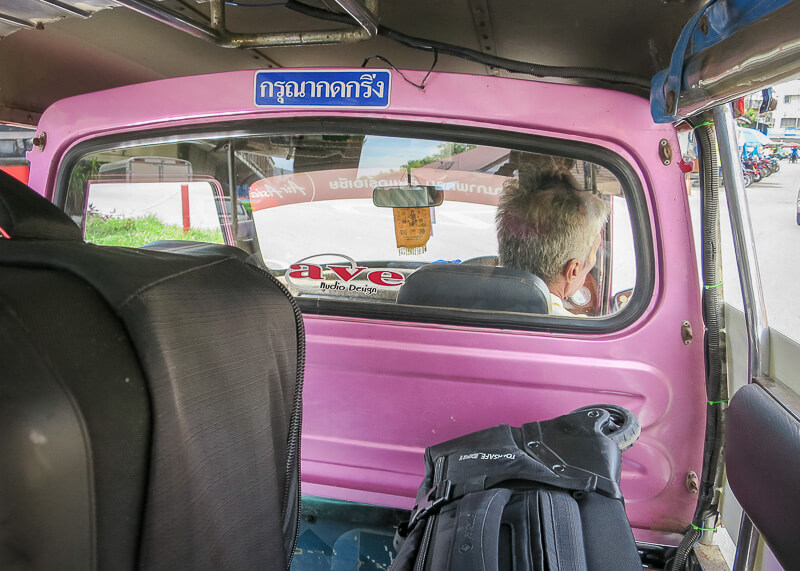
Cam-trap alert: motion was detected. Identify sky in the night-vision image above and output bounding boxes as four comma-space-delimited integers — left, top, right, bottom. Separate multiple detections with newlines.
270, 135, 445, 174
358, 136, 445, 169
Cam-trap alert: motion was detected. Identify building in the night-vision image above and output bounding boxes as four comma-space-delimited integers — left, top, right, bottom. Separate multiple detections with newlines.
767, 79, 800, 142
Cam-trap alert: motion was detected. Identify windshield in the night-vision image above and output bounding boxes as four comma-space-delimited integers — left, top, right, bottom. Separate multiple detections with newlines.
65, 131, 639, 321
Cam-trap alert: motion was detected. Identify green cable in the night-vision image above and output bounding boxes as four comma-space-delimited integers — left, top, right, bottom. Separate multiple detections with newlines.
708, 399, 729, 405
704, 281, 723, 290
691, 523, 718, 532
692, 121, 715, 130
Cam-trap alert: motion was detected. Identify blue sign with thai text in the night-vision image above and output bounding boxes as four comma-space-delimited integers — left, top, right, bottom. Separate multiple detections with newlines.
254, 70, 391, 108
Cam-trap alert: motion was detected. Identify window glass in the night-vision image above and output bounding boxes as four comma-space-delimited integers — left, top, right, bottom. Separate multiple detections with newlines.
85, 180, 226, 247
65, 132, 641, 322
684, 79, 800, 343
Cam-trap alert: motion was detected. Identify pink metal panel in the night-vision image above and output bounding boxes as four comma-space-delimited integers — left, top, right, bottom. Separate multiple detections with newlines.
30, 69, 706, 545
31, 69, 666, 196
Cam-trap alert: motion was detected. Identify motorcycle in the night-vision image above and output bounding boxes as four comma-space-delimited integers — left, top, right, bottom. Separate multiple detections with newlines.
767, 157, 780, 173
742, 166, 755, 187
742, 159, 763, 183
720, 164, 755, 188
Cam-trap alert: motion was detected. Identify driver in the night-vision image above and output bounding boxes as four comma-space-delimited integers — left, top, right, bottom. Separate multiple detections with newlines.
495, 157, 609, 316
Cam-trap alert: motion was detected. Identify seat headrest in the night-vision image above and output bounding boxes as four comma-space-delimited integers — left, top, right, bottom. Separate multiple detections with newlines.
396, 263, 551, 314
0, 170, 82, 241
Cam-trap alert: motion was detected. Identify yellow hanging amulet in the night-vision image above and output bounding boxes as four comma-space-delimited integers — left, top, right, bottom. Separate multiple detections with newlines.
393, 207, 431, 254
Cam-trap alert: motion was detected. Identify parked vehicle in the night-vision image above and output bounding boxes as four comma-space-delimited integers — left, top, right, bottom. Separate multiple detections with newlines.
796, 188, 800, 226
742, 158, 767, 182
97, 156, 193, 182
742, 167, 755, 188
721, 164, 756, 188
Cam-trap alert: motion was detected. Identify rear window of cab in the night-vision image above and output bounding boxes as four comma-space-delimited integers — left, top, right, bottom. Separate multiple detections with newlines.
60, 121, 652, 331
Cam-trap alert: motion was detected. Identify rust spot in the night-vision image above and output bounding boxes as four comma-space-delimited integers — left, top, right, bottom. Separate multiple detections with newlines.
665, 91, 676, 113
699, 15, 709, 36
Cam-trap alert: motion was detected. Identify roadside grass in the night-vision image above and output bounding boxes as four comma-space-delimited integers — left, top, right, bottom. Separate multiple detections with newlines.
85, 213, 224, 247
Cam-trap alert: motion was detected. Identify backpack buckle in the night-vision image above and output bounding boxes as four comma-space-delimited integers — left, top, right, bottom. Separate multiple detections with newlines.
408, 479, 453, 530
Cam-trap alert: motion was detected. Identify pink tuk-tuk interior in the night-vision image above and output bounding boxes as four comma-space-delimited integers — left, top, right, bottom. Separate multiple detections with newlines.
3, 1, 800, 570
23, 68, 704, 565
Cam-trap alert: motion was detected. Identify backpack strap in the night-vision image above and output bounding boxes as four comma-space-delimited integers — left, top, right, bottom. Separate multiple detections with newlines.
448, 489, 512, 571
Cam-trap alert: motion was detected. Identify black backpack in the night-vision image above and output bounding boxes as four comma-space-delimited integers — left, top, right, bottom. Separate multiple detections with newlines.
390, 406, 642, 571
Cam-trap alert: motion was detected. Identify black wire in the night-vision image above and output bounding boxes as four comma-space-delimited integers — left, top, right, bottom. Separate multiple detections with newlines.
285, 0, 650, 89
665, 116, 724, 571
361, 50, 438, 90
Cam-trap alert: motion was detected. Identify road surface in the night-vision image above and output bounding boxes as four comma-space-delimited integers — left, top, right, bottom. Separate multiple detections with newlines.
688, 160, 800, 342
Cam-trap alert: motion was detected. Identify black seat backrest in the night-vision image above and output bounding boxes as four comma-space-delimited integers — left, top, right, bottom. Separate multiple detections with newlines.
396, 263, 551, 314
139, 239, 252, 260
0, 172, 304, 571
726, 382, 800, 570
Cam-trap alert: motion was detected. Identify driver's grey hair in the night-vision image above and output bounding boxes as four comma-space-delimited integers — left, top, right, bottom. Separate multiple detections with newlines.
496, 164, 609, 285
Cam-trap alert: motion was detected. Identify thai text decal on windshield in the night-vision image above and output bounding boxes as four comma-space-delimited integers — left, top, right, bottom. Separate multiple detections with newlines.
254, 70, 391, 108
249, 168, 504, 212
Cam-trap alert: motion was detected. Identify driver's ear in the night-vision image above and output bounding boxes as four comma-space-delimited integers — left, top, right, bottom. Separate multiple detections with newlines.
564, 258, 581, 284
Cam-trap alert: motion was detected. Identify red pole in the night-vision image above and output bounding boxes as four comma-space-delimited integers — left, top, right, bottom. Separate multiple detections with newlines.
181, 184, 190, 233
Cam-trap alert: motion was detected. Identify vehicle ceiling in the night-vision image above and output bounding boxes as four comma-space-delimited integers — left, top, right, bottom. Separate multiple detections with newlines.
0, 0, 706, 126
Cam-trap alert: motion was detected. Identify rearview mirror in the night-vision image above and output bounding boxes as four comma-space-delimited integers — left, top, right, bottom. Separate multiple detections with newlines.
373, 185, 444, 208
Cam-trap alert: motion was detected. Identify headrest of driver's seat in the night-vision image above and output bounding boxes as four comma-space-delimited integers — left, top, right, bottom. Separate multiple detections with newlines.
0, 170, 82, 241
396, 263, 551, 314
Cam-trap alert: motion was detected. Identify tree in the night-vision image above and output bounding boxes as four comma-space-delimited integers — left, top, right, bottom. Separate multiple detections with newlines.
404, 143, 477, 169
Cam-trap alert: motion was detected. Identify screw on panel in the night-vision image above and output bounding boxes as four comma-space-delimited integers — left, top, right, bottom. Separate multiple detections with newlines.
659, 139, 672, 166
686, 471, 700, 494
32, 132, 46, 152
527, 441, 540, 448
552, 464, 565, 473
587, 409, 600, 418
681, 321, 693, 345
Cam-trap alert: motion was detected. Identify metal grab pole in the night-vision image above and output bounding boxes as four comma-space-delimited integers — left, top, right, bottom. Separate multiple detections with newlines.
115, 0, 379, 48
713, 103, 770, 380
227, 142, 238, 246
712, 103, 770, 571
